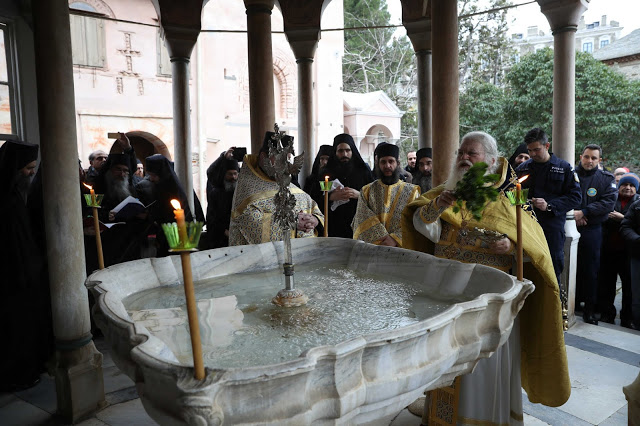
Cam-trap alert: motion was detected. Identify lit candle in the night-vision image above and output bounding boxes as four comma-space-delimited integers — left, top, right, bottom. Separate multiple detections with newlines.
84, 182, 96, 205
171, 199, 188, 246
323, 176, 329, 237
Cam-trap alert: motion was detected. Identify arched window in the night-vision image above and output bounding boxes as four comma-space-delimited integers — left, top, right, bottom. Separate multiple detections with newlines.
69, 1, 106, 68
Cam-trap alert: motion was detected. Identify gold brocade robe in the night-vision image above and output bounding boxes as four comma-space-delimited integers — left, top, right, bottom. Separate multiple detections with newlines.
352, 180, 420, 247
400, 157, 571, 408
229, 154, 324, 246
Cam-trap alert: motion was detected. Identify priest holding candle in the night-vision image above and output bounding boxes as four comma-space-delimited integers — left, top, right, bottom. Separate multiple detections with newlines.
401, 131, 570, 425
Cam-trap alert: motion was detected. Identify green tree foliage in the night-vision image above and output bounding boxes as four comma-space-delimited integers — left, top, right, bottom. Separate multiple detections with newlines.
460, 47, 640, 170
459, 81, 506, 138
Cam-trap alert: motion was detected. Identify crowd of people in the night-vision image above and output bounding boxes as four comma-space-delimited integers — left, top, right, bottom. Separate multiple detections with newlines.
2, 126, 639, 420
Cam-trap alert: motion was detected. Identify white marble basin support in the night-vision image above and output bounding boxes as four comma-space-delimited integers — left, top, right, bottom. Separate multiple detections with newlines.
87, 238, 533, 425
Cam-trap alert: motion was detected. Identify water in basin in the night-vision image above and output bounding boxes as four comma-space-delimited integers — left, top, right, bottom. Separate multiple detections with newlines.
123, 266, 454, 369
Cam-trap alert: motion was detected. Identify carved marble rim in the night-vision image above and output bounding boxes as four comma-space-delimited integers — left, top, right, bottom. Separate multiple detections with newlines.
87, 238, 534, 423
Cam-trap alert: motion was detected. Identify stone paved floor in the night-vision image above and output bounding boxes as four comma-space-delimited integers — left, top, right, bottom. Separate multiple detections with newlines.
1, 291, 638, 426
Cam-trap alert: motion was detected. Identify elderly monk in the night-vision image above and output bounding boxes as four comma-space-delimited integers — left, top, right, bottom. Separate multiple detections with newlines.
229, 131, 324, 246
352, 142, 419, 247
401, 131, 570, 424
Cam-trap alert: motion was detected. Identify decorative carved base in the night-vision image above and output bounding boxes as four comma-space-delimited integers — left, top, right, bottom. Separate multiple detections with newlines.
54, 340, 106, 423
272, 288, 309, 307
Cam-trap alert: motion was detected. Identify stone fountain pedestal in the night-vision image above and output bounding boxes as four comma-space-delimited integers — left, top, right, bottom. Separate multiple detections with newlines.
86, 238, 533, 425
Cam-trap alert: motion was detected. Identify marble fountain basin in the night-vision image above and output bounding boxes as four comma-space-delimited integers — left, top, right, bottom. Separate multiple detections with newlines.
86, 237, 533, 425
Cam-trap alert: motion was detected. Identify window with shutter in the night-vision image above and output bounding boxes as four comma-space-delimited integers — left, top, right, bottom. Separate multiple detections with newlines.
69, 2, 106, 68
157, 31, 172, 77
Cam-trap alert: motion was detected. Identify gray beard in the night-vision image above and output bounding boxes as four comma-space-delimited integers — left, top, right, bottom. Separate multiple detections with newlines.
380, 167, 400, 185
106, 172, 132, 202
224, 180, 237, 192
417, 174, 432, 193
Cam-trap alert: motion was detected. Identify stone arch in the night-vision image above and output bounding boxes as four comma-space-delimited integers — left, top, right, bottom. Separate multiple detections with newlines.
359, 124, 394, 166
68, 0, 115, 18
364, 124, 394, 144
273, 48, 297, 120
109, 131, 171, 169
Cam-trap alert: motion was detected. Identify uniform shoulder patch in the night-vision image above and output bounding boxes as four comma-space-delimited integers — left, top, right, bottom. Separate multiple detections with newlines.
574, 172, 580, 183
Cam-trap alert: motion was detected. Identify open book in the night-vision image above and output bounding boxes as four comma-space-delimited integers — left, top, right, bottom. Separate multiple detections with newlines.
111, 196, 155, 221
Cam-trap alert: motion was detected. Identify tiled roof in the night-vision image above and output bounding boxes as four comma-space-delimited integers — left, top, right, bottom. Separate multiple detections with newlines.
593, 28, 640, 61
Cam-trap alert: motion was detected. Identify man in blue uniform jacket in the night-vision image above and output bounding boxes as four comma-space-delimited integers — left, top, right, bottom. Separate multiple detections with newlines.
516, 128, 582, 287
573, 144, 617, 324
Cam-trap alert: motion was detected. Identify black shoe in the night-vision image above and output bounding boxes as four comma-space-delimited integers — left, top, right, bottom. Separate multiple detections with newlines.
621, 320, 636, 330
600, 313, 616, 324
583, 312, 598, 325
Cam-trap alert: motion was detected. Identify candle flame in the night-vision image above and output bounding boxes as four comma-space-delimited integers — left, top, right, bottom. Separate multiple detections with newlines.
170, 199, 181, 210
325, 176, 329, 180
83, 183, 92, 190
518, 175, 529, 183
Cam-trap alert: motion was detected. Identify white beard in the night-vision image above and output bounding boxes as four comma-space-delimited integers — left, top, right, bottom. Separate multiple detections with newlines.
444, 160, 472, 191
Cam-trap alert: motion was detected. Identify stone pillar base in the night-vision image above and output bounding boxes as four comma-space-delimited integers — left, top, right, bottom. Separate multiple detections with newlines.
55, 339, 106, 423
563, 213, 580, 328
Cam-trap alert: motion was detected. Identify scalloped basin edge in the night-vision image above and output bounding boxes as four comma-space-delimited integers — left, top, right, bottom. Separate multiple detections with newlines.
86, 237, 534, 425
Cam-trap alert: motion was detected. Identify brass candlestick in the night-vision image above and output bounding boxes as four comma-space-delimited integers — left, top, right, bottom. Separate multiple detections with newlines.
506, 187, 528, 281
162, 220, 206, 380
84, 192, 105, 270
320, 178, 332, 237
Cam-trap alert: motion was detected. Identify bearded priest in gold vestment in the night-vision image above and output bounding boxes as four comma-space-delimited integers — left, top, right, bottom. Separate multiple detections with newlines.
401, 131, 570, 425
352, 142, 420, 247
229, 132, 324, 246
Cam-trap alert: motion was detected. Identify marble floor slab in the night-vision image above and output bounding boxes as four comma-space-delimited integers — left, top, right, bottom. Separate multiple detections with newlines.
559, 341, 637, 424
93, 398, 156, 426
568, 320, 640, 354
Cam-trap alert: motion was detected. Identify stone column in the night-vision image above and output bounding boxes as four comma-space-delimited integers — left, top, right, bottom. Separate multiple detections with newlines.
32, 0, 104, 422
404, 17, 432, 150
431, 1, 458, 186
286, 27, 320, 189
245, 0, 276, 154
538, 0, 588, 161
539, 0, 589, 327
153, 0, 205, 216
415, 50, 432, 149
296, 57, 314, 188
551, 30, 577, 162
170, 56, 195, 213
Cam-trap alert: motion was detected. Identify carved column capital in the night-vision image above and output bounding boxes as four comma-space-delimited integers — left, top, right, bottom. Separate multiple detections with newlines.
537, 0, 589, 33
244, 0, 275, 15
